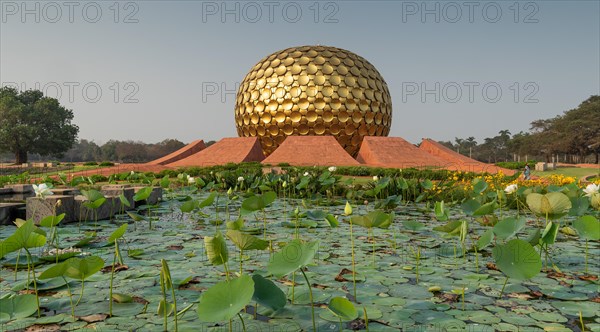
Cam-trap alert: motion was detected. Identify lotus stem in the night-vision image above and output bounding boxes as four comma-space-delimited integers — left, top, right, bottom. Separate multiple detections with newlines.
585, 239, 589, 274
291, 272, 295, 304
363, 307, 369, 331
580, 311, 585, 331
262, 208, 267, 240
109, 241, 117, 317
24, 249, 40, 317
75, 279, 85, 306
300, 268, 316, 332
14, 248, 21, 281
237, 313, 246, 332
239, 249, 244, 275
63, 276, 75, 318
170, 273, 178, 332
499, 276, 509, 298
350, 219, 357, 301
370, 228, 376, 268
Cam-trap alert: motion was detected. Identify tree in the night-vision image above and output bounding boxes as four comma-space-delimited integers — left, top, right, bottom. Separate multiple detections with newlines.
0, 87, 79, 164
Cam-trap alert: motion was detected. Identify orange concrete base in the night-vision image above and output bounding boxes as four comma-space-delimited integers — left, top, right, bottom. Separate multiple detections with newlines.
262, 136, 360, 166
168, 137, 264, 167
419, 139, 515, 175
356, 136, 448, 169
146, 139, 206, 165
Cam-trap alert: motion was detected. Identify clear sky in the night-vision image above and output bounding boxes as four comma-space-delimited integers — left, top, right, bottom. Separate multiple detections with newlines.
1, 0, 598, 145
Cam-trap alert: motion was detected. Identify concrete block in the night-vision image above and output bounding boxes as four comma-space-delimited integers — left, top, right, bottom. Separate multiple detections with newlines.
3, 193, 35, 202
101, 185, 134, 209
74, 195, 119, 222
0, 202, 26, 225
52, 188, 80, 196
5, 184, 33, 193
26, 195, 75, 224
535, 162, 547, 171
0, 187, 13, 195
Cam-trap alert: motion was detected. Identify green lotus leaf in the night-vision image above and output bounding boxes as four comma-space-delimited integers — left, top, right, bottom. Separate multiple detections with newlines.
493, 217, 526, 240
492, 239, 541, 280
573, 215, 600, 240
267, 240, 319, 277
328, 297, 358, 322
197, 275, 254, 322
251, 274, 286, 311
204, 232, 228, 266
526, 192, 572, 219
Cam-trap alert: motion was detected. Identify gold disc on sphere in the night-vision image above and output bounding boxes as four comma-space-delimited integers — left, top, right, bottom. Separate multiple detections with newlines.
234, 45, 392, 156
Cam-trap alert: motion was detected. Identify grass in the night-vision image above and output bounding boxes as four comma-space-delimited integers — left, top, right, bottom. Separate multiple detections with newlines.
533, 167, 599, 180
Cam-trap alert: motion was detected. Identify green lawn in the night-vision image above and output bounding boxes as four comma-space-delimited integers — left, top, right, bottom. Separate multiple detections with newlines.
533, 167, 599, 179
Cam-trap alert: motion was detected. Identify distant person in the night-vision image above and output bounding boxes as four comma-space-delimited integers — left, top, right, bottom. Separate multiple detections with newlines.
524, 164, 531, 180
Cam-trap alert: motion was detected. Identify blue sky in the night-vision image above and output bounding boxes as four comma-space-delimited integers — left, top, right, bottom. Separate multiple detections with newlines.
1, 0, 598, 145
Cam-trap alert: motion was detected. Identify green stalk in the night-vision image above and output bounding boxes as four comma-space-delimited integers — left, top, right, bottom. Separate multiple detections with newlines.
291, 272, 295, 304
24, 249, 40, 317
370, 228, 376, 268
170, 276, 178, 332
239, 249, 244, 275
300, 269, 316, 332
262, 208, 267, 240
160, 268, 167, 331
109, 241, 118, 316
585, 239, 589, 274
363, 307, 369, 331
499, 276, 509, 298
14, 248, 21, 281
63, 276, 75, 318
237, 313, 247, 332
75, 278, 85, 306
350, 219, 357, 301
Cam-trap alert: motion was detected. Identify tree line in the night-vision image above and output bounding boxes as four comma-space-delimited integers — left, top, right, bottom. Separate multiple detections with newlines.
438, 95, 600, 164
1, 86, 598, 165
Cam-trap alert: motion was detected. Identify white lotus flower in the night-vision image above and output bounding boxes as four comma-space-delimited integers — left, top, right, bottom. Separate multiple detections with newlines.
304, 172, 310, 177
583, 183, 600, 197
33, 183, 53, 198
187, 175, 195, 184
504, 184, 518, 194
373, 175, 379, 181
282, 181, 287, 188
130, 171, 135, 176
237, 176, 244, 182
328, 166, 337, 172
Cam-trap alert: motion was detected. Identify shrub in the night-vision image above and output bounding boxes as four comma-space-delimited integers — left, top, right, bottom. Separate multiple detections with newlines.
99, 161, 115, 167
496, 161, 537, 170
90, 174, 108, 183
83, 161, 98, 166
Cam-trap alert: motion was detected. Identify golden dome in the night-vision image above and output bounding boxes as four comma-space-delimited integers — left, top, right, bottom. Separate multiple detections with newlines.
234, 45, 392, 157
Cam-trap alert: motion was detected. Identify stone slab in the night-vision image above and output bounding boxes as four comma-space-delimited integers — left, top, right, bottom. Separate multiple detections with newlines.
26, 195, 76, 224
74, 195, 119, 222
5, 184, 33, 193
0, 187, 13, 195
0, 202, 26, 225
52, 188, 80, 196
101, 186, 134, 209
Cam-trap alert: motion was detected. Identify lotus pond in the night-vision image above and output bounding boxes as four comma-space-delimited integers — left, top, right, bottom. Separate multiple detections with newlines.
1, 173, 599, 331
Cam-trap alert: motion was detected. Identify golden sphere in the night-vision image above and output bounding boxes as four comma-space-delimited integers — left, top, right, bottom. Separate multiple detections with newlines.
234, 45, 392, 157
